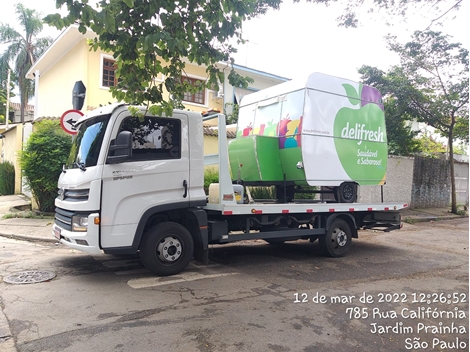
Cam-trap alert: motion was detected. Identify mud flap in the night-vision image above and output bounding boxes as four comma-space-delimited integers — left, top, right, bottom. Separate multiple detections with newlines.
186, 208, 209, 264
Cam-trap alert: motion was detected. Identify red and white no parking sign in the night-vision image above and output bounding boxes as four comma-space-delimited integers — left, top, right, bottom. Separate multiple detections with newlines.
60, 110, 84, 135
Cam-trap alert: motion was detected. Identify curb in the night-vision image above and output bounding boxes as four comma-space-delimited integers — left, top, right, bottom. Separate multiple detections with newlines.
402, 215, 466, 223
0, 232, 57, 244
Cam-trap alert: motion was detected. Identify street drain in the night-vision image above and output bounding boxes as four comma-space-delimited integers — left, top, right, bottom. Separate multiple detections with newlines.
3, 270, 56, 284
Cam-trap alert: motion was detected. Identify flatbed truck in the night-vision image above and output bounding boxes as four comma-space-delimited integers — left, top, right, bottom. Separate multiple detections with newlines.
53, 103, 406, 276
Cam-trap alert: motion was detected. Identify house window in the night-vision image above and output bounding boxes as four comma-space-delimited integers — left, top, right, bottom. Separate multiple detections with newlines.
102, 58, 118, 87
181, 76, 205, 105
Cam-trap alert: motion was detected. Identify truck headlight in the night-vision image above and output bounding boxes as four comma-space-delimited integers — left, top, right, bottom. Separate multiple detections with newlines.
72, 215, 89, 232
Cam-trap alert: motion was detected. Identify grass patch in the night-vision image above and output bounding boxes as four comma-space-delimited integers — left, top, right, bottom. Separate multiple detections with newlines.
2, 211, 54, 220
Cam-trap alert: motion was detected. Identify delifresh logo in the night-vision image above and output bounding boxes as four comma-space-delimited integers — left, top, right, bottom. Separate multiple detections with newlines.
341, 122, 385, 145
333, 83, 387, 185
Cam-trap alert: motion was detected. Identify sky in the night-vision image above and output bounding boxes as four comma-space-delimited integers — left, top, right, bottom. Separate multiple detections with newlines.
231, 1, 469, 81
0, 0, 468, 84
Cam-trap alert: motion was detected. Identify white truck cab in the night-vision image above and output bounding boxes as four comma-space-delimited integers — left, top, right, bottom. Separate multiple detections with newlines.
54, 104, 206, 258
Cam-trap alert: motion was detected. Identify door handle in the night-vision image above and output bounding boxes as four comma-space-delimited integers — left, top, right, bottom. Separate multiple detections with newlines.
183, 180, 188, 198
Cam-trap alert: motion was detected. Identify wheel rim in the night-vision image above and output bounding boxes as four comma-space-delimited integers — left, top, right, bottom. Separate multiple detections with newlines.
157, 236, 182, 262
331, 228, 347, 248
342, 184, 354, 201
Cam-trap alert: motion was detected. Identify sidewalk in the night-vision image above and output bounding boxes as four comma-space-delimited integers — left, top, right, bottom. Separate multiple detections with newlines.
0, 194, 467, 244
0, 195, 56, 244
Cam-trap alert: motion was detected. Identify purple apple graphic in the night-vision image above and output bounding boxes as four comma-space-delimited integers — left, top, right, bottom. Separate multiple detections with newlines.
360, 85, 384, 110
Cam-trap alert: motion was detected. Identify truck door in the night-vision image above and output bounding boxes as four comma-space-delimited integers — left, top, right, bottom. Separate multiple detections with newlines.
99, 111, 190, 250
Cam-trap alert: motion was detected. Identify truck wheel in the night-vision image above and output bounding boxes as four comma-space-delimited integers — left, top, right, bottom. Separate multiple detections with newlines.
140, 222, 194, 276
337, 182, 357, 203
320, 218, 352, 257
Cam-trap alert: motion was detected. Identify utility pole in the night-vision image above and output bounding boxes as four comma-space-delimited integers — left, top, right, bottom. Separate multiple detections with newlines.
6, 68, 10, 129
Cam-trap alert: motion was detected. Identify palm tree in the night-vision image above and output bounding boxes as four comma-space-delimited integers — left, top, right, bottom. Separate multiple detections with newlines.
0, 3, 52, 122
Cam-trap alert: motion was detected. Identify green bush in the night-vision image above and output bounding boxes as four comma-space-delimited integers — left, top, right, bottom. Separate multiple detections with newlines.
249, 186, 276, 200
294, 186, 318, 200
249, 186, 318, 200
204, 167, 219, 194
0, 161, 15, 195
20, 120, 72, 212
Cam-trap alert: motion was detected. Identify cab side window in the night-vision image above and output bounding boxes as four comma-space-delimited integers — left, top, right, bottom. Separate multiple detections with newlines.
119, 116, 180, 161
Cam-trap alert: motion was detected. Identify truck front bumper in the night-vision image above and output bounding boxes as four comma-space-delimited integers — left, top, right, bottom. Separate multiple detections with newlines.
52, 213, 103, 255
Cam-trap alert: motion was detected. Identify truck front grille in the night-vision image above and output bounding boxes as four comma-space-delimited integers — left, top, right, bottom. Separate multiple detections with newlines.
57, 188, 89, 202
55, 207, 74, 231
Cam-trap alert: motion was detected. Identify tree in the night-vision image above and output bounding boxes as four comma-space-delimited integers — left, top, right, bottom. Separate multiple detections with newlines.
45, 0, 272, 117
0, 161, 15, 195
453, 142, 468, 156
44, 0, 464, 118
451, 117, 468, 144
390, 31, 468, 214
415, 132, 447, 158
44, 0, 465, 116
0, 69, 16, 123
224, 102, 240, 125
361, 31, 468, 213
0, 3, 53, 122
358, 65, 421, 155
382, 98, 421, 156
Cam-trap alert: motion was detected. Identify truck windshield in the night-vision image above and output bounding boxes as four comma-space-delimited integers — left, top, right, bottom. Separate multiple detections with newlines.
66, 115, 110, 169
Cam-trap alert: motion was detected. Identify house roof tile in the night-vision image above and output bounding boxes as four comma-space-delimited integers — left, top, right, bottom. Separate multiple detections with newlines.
203, 126, 236, 138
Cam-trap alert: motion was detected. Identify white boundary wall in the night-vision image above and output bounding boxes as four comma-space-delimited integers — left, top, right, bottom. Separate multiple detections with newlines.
358, 155, 414, 205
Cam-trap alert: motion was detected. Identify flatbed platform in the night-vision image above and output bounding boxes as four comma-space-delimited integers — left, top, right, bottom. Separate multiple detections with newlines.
204, 202, 408, 215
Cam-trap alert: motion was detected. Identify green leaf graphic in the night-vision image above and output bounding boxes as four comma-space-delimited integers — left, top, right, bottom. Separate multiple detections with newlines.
342, 84, 360, 106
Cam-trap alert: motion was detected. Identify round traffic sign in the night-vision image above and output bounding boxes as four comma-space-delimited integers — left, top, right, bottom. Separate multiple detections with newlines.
60, 110, 83, 135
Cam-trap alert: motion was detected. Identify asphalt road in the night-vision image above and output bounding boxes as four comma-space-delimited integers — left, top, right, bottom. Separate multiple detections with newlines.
0, 218, 468, 352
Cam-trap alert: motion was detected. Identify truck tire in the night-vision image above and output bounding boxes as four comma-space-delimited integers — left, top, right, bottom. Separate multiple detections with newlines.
336, 182, 357, 203
140, 222, 194, 276
320, 218, 352, 257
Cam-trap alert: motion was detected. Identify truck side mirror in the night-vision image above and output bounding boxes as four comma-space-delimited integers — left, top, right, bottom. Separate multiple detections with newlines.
106, 131, 133, 164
